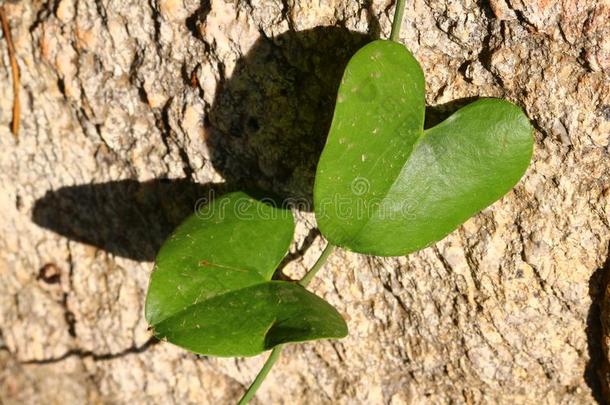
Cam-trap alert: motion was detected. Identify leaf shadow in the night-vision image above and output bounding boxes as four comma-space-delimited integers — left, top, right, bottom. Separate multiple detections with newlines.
206, 26, 372, 208
424, 96, 481, 129
31, 26, 372, 262
32, 179, 228, 262
31, 27, 494, 267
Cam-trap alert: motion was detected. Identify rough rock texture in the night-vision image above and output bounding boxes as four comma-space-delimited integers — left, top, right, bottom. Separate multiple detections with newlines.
1, 0, 609, 403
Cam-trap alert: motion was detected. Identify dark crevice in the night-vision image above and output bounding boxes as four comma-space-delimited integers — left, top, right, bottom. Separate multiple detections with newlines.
280, 0, 295, 31
434, 83, 447, 101
491, 0, 536, 30
214, 59, 227, 96
600, 105, 610, 122
528, 116, 548, 140
362, 0, 381, 39
185, 0, 212, 40
577, 47, 594, 73
155, 98, 195, 179
585, 243, 610, 404
274, 228, 321, 280
0, 329, 7, 352
63, 243, 77, 338
15, 194, 23, 211
93, 0, 108, 27
148, 0, 162, 46
432, 246, 454, 275
180, 64, 191, 86
63, 298, 77, 338
155, 98, 177, 168
512, 9, 536, 30
137, 84, 149, 104
178, 145, 195, 179
159, 98, 173, 141
57, 78, 67, 99
21, 337, 159, 365
477, 20, 505, 89
380, 279, 409, 315
383, 0, 398, 21
477, 0, 495, 19
128, 48, 146, 87
516, 221, 546, 291
557, 22, 570, 45
73, 102, 129, 171
458, 60, 472, 83
29, 1, 55, 33
435, 19, 464, 47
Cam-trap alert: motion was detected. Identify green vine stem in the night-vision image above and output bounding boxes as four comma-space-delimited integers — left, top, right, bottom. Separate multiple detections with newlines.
238, 5, 405, 402
390, 0, 407, 42
299, 243, 335, 287
237, 345, 283, 405
236, 242, 336, 404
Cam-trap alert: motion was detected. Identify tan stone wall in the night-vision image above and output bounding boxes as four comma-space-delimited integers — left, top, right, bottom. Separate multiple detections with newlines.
0, 0, 609, 403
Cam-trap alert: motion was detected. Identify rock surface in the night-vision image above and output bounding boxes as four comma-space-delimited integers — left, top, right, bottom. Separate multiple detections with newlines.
1, 0, 609, 403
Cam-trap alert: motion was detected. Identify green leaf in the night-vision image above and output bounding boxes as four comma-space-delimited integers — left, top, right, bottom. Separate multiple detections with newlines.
314, 40, 534, 256
145, 192, 347, 357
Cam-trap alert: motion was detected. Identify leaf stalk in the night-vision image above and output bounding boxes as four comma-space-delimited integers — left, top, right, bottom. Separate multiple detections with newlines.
237, 345, 283, 405
236, 242, 336, 404
299, 243, 335, 288
390, 0, 407, 42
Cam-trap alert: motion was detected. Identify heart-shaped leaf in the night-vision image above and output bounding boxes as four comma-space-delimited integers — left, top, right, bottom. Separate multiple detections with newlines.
314, 40, 534, 256
145, 192, 347, 357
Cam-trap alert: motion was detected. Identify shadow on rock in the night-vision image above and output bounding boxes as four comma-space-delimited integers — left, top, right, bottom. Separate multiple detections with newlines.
424, 96, 481, 129
585, 243, 610, 404
32, 179, 227, 261
207, 26, 371, 207
32, 26, 372, 260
